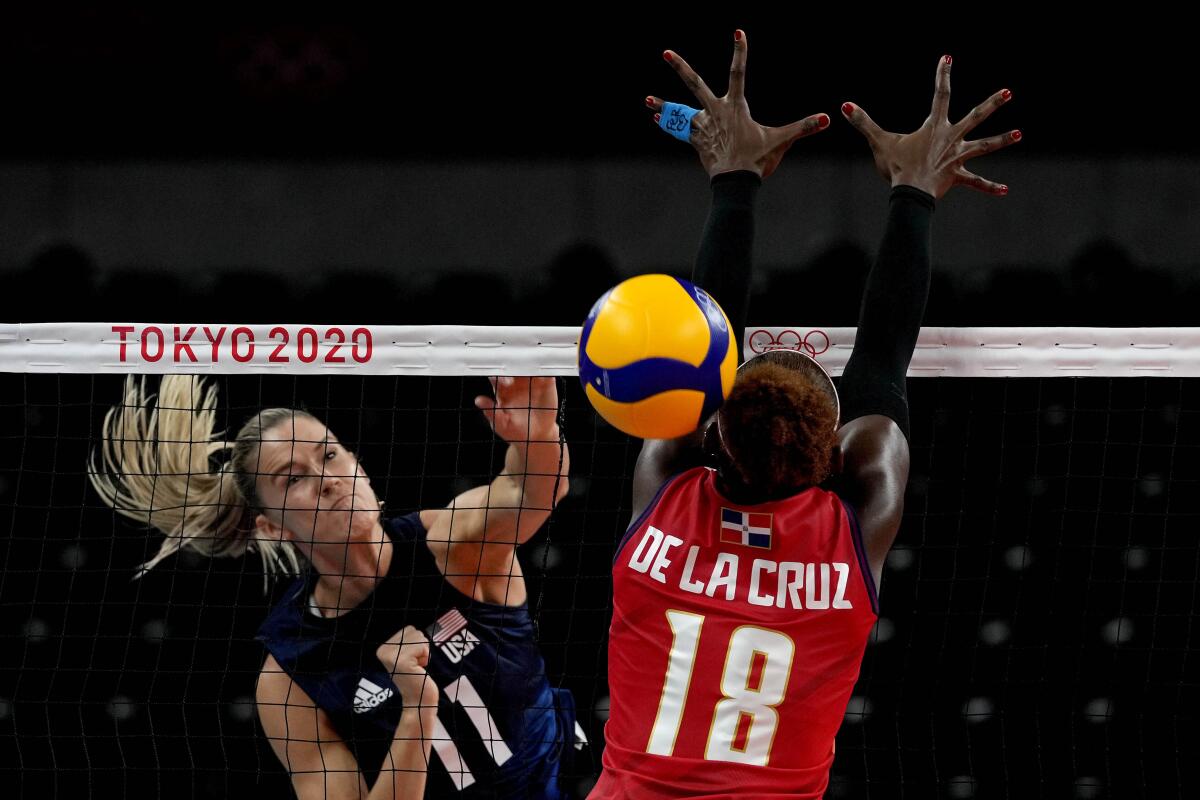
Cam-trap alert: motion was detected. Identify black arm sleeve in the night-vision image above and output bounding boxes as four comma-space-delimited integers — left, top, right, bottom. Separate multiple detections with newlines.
630, 171, 763, 502
693, 170, 762, 360
837, 185, 935, 438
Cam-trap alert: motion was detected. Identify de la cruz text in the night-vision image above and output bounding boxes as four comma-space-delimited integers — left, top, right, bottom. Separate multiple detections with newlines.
110, 326, 374, 365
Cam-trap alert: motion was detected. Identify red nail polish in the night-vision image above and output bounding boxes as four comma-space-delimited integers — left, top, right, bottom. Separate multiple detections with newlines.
1001, 89, 1012, 101
999, 185, 1009, 195
818, 114, 830, 128
944, 55, 952, 65
1011, 130, 1022, 141
842, 102, 854, 115
654, 113, 661, 122
645, 96, 654, 107
734, 30, 743, 41
663, 51, 673, 62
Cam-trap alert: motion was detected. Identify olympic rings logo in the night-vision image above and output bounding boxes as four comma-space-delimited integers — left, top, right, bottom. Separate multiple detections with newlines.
747, 329, 830, 357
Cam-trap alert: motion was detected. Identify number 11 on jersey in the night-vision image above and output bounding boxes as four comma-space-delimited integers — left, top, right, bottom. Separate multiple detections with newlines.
646, 610, 795, 766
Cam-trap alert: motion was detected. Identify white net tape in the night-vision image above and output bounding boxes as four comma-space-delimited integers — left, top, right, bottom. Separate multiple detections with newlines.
1, 323, 1197, 377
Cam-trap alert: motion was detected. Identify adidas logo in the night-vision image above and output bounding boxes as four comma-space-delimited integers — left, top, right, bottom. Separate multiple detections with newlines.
353, 677, 394, 714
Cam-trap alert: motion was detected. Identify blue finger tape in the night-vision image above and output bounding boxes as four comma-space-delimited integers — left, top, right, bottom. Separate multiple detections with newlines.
659, 102, 700, 142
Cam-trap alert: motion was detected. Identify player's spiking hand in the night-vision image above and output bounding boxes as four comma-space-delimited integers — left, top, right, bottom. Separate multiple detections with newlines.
645, 29, 829, 179
475, 376, 560, 443
842, 55, 1020, 198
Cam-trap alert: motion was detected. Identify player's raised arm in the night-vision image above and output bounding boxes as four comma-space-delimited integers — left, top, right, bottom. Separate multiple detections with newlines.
633, 29, 830, 517
835, 55, 1020, 583
422, 376, 569, 605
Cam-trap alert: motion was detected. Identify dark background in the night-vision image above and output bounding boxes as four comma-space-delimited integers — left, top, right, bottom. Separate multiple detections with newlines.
2, 8, 1198, 800
0, 10, 1186, 160
3, 11, 1198, 329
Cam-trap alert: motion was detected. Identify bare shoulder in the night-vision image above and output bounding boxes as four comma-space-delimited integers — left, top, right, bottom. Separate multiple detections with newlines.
419, 508, 443, 537
420, 506, 450, 563
413, 506, 452, 565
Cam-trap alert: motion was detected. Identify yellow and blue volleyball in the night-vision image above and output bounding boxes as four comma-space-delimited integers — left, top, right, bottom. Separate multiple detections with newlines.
578, 274, 738, 439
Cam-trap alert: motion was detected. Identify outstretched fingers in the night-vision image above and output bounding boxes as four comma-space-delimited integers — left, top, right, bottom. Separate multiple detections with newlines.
955, 166, 1008, 196
646, 95, 667, 129
727, 29, 747, 101
956, 88, 1013, 136
663, 49, 719, 111
474, 376, 503, 416
931, 55, 953, 121
959, 129, 1022, 161
841, 102, 884, 145
773, 112, 831, 146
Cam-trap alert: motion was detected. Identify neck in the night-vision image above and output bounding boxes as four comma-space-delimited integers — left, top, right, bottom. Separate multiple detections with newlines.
716, 471, 807, 505
715, 471, 759, 504
308, 521, 390, 618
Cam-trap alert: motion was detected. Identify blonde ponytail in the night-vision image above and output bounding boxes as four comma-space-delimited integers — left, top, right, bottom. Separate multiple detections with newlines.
89, 375, 307, 594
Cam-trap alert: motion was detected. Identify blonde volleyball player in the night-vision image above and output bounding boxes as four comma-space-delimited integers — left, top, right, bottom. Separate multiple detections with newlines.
91, 375, 577, 799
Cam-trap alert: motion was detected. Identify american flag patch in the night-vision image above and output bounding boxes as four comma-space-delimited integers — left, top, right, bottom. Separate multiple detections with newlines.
430, 609, 468, 644
720, 508, 773, 549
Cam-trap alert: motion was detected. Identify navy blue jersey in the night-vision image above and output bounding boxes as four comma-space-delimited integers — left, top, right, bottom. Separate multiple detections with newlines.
255, 513, 576, 799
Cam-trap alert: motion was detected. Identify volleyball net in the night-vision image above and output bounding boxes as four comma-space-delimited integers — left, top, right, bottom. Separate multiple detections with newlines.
0, 323, 1196, 799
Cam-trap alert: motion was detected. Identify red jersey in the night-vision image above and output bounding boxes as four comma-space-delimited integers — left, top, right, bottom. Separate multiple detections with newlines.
591, 467, 878, 800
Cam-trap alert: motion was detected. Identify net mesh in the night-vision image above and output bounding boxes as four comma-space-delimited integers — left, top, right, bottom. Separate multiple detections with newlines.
833, 377, 1199, 799
1, 338, 1197, 799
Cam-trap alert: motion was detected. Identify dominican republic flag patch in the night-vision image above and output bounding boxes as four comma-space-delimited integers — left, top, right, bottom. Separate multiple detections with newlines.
720, 508, 773, 549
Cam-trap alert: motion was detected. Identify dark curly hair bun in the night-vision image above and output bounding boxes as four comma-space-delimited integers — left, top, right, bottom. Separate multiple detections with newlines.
718, 351, 840, 499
